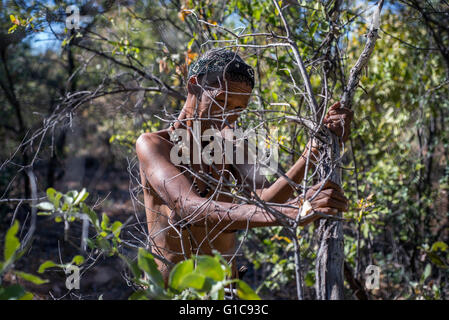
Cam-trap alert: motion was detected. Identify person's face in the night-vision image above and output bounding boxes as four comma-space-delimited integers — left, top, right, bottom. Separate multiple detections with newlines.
190, 77, 252, 129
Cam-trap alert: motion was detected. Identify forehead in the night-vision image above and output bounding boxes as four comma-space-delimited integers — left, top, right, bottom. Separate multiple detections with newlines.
205, 81, 252, 101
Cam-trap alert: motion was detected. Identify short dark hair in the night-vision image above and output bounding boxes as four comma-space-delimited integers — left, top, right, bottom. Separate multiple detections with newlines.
188, 48, 255, 89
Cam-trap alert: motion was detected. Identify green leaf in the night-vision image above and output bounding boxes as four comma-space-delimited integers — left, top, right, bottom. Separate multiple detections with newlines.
422, 263, 432, 282
213, 252, 232, 277
236, 280, 260, 300
187, 37, 195, 50
38, 260, 58, 273
37, 211, 52, 216
427, 252, 448, 269
309, 22, 318, 37
0, 284, 27, 300
111, 221, 122, 238
119, 253, 142, 279
73, 188, 88, 206
4, 220, 20, 263
209, 280, 228, 300
64, 195, 74, 206
53, 192, 63, 209
254, 8, 261, 20
97, 238, 112, 252
169, 259, 194, 290
8, 25, 17, 34
137, 248, 164, 288
305, 271, 315, 287
431, 241, 448, 253
46, 188, 56, 202
71, 255, 85, 266
19, 292, 34, 300
195, 255, 225, 282
128, 290, 149, 300
101, 213, 110, 230
36, 202, 54, 211
146, 283, 170, 300
82, 204, 99, 228
178, 272, 207, 291
13, 271, 49, 285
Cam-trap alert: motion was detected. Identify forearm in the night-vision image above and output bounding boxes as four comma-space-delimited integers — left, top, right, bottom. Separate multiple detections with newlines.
176, 196, 289, 231
257, 141, 320, 203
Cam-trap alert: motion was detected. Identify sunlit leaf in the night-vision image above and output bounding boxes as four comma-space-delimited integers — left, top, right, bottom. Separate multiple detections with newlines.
236, 280, 260, 300
137, 248, 164, 288
169, 259, 194, 291
195, 255, 225, 282
128, 290, 149, 300
73, 188, 88, 206
38, 260, 58, 273
178, 272, 207, 291
4, 220, 20, 263
71, 255, 85, 266
14, 271, 49, 285
36, 202, 54, 211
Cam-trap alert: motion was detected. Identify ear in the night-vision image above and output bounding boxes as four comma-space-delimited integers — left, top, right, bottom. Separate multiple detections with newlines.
187, 75, 202, 96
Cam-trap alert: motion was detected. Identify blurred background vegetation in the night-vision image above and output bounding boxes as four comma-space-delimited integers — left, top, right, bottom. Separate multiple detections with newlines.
0, 0, 448, 300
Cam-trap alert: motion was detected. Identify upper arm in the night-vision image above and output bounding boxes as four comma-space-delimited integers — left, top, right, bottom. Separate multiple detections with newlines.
136, 133, 200, 210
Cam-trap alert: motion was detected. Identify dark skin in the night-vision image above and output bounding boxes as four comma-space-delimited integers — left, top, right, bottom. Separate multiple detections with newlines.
136, 75, 353, 281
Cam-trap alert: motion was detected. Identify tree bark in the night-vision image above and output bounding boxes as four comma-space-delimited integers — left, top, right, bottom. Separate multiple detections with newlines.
315, 0, 385, 300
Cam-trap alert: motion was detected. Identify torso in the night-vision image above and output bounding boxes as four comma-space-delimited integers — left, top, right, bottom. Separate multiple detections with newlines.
139, 130, 239, 281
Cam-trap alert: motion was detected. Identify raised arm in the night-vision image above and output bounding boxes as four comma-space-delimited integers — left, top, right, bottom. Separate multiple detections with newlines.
256, 141, 319, 203
256, 101, 353, 203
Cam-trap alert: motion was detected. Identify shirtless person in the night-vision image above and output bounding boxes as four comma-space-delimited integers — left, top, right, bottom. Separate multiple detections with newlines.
136, 49, 353, 282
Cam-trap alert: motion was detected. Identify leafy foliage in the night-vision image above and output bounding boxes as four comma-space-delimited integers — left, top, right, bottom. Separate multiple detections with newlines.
35, 188, 259, 300
1, 0, 449, 300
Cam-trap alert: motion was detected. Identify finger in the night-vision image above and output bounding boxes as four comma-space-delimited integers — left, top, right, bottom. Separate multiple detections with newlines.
327, 122, 343, 130
327, 123, 344, 135
318, 188, 348, 203
328, 101, 341, 110
327, 112, 352, 120
309, 180, 336, 193
314, 198, 348, 211
309, 180, 344, 197
316, 207, 339, 216
314, 189, 348, 203
322, 180, 343, 192
328, 107, 352, 115
331, 190, 348, 203
326, 114, 346, 121
307, 182, 326, 195
329, 185, 345, 197
326, 122, 343, 129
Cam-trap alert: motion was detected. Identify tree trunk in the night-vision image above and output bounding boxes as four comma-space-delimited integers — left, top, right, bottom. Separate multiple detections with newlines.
315, 0, 384, 300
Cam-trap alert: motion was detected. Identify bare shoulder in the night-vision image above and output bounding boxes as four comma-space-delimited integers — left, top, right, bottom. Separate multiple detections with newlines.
136, 130, 171, 162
